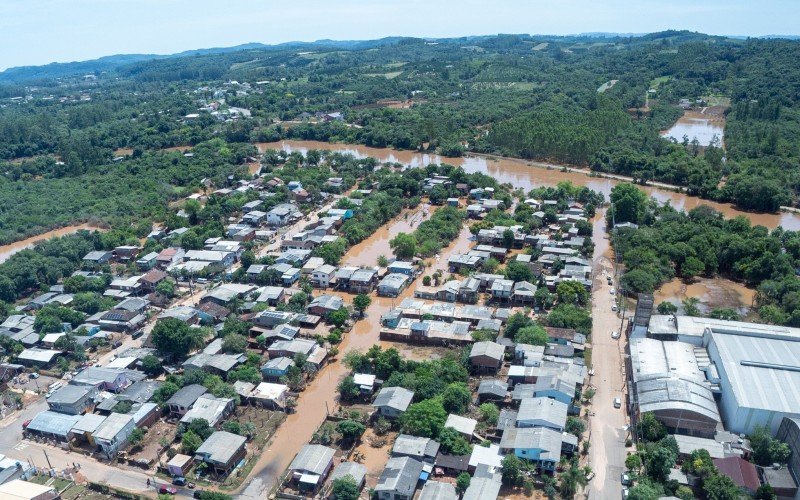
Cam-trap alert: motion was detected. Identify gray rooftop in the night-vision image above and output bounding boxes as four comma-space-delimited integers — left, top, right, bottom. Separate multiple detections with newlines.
500, 427, 563, 461
289, 444, 335, 475
392, 434, 440, 459
330, 461, 368, 487
375, 456, 424, 496
93, 412, 134, 441
195, 431, 247, 464
419, 481, 458, 500
462, 476, 501, 500
47, 384, 95, 405
470, 341, 504, 361
517, 397, 568, 429
374, 386, 414, 412
166, 384, 208, 408
26, 410, 81, 437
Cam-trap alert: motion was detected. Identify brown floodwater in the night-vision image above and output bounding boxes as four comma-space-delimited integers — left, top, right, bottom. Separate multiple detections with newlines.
258, 140, 800, 230
654, 277, 756, 316
243, 204, 479, 494
0, 223, 104, 264
343, 204, 436, 267
661, 109, 725, 147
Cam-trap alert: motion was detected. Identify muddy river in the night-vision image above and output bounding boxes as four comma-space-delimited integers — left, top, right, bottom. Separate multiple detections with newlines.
257, 141, 800, 230
0, 223, 104, 264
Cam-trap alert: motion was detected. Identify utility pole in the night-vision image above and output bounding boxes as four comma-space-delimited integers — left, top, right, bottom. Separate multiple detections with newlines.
43, 449, 53, 470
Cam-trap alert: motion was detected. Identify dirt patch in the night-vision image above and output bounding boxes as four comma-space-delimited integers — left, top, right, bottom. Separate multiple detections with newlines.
654, 277, 755, 316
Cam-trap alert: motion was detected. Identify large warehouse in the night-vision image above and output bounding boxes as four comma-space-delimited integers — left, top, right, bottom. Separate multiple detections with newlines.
629, 337, 721, 437
636, 310, 800, 435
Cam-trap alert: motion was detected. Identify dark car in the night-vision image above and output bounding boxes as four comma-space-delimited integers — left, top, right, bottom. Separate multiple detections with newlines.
159, 485, 177, 494
173, 477, 187, 486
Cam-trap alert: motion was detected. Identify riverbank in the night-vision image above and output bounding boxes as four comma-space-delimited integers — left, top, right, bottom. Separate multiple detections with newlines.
258, 140, 800, 230
0, 223, 105, 264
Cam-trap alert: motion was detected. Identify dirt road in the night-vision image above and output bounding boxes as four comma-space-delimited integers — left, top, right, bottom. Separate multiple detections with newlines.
586, 209, 629, 499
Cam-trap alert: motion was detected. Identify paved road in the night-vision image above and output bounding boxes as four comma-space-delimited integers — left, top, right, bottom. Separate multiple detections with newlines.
587, 210, 629, 500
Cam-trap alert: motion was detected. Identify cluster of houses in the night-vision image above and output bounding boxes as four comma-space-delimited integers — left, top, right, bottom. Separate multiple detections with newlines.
280, 323, 588, 500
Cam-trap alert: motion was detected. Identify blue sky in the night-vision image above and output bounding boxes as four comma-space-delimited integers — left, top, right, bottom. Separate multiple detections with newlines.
1, 0, 798, 71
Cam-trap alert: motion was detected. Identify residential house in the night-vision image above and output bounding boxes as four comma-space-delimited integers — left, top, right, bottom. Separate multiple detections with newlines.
17, 348, 62, 368
533, 373, 577, 406
288, 444, 335, 491
349, 268, 379, 293
311, 264, 336, 288
0, 479, 58, 500
375, 456, 424, 500
47, 385, 98, 415
378, 273, 410, 297
183, 353, 245, 378
420, 481, 458, 500
71, 367, 133, 393
200, 283, 256, 306
140, 269, 169, 292
261, 357, 294, 380
167, 454, 194, 478
353, 373, 376, 395
330, 462, 368, 492
156, 247, 185, 268
512, 281, 537, 305
94, 412, 136, 459
195, 431, 247, 477
98, 309, 146, 333
445, 414, 477, 439
477, 379, 508, 402
184, 250, 236, 269
392, 434, 440, 463
388, 261, 415, 276
462, 475, 502, 500
712, 457, 760, 494
373, 387, 414, 419
500, 426, 564, 471
180, 395, 235, 428
242, 210, 267, 226
234, 381, 288, 409
256, 286, 285, 306
23, 411, 80, 442
166, 384, 208, 417
470, 342, 505, 372
267, 338, 317, 359
516, 397, 568, 432
307, 294, 344, 317
113, 245, 140, 261
489, 279, 513, 302
83, 251, 112, 266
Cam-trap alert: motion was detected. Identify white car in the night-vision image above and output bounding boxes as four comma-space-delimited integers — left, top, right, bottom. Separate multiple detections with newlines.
610, 288, 616, 295
611, 305, 618, 312
612, 331, 620, 339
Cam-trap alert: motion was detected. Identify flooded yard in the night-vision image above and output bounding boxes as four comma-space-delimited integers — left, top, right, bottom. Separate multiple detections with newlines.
0, 223, 105, 263
654, 277, 756, 316
660, 107, 726, 147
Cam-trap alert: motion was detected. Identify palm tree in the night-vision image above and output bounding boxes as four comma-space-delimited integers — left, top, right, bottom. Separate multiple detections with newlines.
559, 464, 588, 498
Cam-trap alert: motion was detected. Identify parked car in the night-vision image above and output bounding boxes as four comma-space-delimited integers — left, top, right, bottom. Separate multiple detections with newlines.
621, 473, 632, 486
613, 397, 622, 409
611, 305, 618, 312
622, 487, 629, 499
585, 470, 595, 481
159, 485, 177, 495
612, 331, 620, 339
172, 477, 187, 486
30, 373, 40, 379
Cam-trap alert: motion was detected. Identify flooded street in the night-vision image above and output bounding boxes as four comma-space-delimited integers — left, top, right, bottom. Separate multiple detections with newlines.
258, 140, 800, 230
654, 277, 755, 316
0, 223, 104, 263
661, 108, 725, 147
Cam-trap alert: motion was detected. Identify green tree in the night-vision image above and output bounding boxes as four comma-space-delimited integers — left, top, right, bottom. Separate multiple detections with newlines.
504, 261, 534, 282
155, 279, 176, 298
228, 365, 261, 384
656, 301, 677, 315
353, 294, 371, 316
637, 413, 666, 442
129, 427, 145, 446
337, 420, 366, 443
559, 464, 588, 498
565, 416, 586, 437
141, 355, 163, 377
441, 382, 471, 414
681, 256, 705, 279
501, 454, 523, 485
338, 376, 361, 403
682, 297, 701, 317
755, 484, 777, 500
400, 398, 447, 438
645, 446, 677, 482
456, 472, 471, 494
331, 476, 360, 500
328, 307, 349, 327
515, 324, 549, 346
556, 280, 589, 305
187, 418, 213, 440
703, 473, 742, 500
438, 427, 472, 455
181, 430, 202, 454
151, 318, 205, 361
608, 183, 648, 225
390, 233, 417, 259
478, 403, 499, 425
625, 453, 642, 472
750, 425, 791, 466
222, 333, 248, 354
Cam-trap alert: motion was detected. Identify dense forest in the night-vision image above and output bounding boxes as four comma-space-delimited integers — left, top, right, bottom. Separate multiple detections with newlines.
1, 31, 800, 244
610, 183, 800, 326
